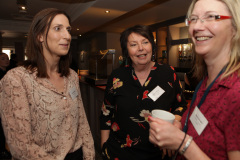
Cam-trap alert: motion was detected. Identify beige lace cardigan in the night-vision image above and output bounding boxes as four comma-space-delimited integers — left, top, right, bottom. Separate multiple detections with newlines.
0, 67, 95, 160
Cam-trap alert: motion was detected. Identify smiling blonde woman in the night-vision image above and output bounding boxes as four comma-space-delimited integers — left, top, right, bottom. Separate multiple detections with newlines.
149, 0, 240, 159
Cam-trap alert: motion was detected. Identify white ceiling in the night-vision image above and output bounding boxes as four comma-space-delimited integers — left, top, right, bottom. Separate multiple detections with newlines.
0, 0, 191, 38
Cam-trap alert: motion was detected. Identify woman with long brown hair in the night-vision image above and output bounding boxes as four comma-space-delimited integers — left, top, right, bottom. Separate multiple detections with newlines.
0, 8, 94, 160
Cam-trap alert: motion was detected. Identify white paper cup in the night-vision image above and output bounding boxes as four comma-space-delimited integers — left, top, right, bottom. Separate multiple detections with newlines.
151, 109, 175, 123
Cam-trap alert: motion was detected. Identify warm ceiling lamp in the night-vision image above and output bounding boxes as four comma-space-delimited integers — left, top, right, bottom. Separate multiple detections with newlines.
105, 10, 110, 13
17, 0, 27, 13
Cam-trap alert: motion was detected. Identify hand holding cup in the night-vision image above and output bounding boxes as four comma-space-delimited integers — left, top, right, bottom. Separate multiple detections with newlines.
151, 109, 175, 123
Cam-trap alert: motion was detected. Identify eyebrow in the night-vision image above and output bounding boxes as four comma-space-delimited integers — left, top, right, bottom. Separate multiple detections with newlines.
191, 11, 217, 16
129, 38, 148, 42
52, 23, 71, 27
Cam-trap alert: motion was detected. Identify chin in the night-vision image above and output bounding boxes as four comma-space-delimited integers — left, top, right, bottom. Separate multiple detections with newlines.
60, 52, 69, 56
195, 47, 210, 55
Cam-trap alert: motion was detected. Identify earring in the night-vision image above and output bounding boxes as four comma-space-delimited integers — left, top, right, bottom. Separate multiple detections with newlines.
152, 54, 155, 61
125, 57, 128, 66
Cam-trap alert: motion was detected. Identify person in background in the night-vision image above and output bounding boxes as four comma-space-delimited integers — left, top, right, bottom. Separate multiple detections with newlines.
184, 70, 198, 92
0, 52, 10, 79
100, 24, 187, 160
149, 0, 240, 159
7, 52, 17, 70
0, 52, 11, 159
0, 8, 94, 160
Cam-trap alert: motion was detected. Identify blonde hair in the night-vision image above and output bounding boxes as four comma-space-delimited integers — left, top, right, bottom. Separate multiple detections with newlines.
187, 0, 240, 81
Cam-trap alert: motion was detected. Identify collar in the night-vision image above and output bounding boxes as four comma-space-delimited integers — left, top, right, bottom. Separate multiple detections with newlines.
202, 71, 239, 91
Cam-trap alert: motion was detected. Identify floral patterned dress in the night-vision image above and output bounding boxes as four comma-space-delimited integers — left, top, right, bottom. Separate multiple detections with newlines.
100, 63, 187, 160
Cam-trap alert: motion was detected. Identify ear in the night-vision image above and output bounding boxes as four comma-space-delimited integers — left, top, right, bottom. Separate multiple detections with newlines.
38, 34, 44, 42
232, 28, 236, 38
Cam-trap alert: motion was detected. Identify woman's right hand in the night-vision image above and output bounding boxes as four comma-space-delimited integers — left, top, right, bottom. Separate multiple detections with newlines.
161, 119, 182, 157
148, 116, 185, 150
101, 130, 110, 148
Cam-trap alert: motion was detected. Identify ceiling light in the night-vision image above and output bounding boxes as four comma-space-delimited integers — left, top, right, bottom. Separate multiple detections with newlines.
105, 10, 110, 13
18, 5, 27, 13
77, 28, 79, 30
17, 0, 27, 13
79, 34, 82, 36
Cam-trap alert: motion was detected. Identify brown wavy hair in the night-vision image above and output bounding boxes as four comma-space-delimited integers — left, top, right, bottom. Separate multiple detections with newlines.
120, 25, 157, 66
22, 8, 71, 78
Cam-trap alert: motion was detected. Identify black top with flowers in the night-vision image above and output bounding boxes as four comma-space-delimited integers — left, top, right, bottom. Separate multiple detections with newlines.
100, 62, 187, 160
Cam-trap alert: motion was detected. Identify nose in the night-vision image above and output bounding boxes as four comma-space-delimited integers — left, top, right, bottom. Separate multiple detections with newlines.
199, 18, 205, 23
192, 18, 205, 30
63, 29, 71, 40
138, 43, 143, 51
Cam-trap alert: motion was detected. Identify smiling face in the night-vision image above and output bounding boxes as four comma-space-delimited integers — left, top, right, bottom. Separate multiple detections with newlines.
189, 0, 235, 59
127, 32, 153, 68
40, 14, 71, 59
0, 53, 10, 69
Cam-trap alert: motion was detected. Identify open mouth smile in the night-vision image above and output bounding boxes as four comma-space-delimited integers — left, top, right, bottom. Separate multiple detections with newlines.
137, 54, 147, 58
196, 36, 212, 41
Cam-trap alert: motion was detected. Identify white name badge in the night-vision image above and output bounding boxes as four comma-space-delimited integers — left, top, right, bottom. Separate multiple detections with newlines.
69, 87, 78, 100
148, 86, 165, 102
190, 106, 208, 135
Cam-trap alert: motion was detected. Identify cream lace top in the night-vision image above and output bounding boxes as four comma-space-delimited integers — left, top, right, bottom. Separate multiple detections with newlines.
0, 67, 95, 160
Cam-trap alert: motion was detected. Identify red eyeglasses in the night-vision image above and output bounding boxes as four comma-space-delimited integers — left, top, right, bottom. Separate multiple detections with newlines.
185, 14, 232, 26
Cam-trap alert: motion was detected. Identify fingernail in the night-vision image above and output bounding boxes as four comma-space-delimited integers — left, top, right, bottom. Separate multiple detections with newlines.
148, 116, 152, 121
